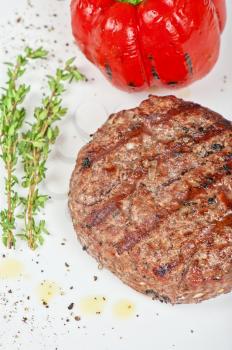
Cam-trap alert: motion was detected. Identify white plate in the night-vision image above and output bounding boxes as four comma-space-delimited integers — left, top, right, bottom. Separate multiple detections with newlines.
0, 1, 231, 350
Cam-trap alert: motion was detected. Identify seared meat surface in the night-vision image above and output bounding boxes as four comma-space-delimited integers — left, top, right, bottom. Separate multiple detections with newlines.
69, 95, 232, 304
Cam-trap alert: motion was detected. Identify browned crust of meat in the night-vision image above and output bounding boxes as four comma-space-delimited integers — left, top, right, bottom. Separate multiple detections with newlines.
69, 95, 232, 304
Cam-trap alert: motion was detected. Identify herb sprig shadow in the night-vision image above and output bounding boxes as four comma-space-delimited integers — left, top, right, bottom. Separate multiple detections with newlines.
0, 49, 86, 249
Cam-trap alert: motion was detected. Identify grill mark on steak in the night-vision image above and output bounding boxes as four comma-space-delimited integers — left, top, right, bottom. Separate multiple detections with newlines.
76, 126, 231, 207
69, 95, 232, 304
76, 103, 231, 207
218, 191, 232, 210
156, 151, 231, 194
80, 122, 151, 168
140, 206, 232, 294
83, 145, 232, 231
214, 212, 232, 230
103, 110, 228, 167
152, 126, 230, 163
114, 160, 232, 254
85, 183, 139, 228
178, 212, 232, 291
138, 211, 232, 294
83, 145, 232, 229
186, 161, 232, 200
80, 103, 224, 167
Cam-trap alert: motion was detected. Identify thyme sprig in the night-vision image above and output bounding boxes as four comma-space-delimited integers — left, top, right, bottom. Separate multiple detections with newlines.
19, 57, 86, 249
0, 47, 48, 248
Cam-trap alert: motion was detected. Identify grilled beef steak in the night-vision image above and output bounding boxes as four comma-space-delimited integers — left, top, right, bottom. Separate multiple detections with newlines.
69, 95, 232, 304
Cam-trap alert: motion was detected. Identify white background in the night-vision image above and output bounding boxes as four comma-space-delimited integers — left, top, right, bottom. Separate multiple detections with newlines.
0, 1, 231, 349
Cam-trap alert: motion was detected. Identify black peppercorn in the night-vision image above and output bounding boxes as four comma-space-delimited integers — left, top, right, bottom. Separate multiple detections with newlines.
82, 157, 91, 168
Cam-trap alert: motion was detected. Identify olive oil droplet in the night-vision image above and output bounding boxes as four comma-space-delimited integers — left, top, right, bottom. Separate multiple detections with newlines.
113, 299, 135, 319
37, 280, 61, 304
0, 258, 24, 279
79, 295, 107, 315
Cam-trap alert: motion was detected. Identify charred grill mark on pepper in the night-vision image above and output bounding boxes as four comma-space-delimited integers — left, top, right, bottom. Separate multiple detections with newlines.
72, 0, 226, 93
105, 63, 112, 80
128, 82, 136, 88
151, 66, 160, 80
184, 53, 193, 75
167, 81, 178, 85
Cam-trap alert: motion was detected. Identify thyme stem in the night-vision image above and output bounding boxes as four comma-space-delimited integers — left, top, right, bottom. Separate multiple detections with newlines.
19, 57, 86, 249
0, 47, 48, 248
0, 49, 86, 249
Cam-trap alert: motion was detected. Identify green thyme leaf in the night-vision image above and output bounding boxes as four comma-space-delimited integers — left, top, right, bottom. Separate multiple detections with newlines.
0, 47, 86, 250
19, 57, 86, 250
0, 47, 48, 248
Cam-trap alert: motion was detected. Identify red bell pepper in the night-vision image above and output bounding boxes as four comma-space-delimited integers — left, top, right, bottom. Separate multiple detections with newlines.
71, 0, 226, 91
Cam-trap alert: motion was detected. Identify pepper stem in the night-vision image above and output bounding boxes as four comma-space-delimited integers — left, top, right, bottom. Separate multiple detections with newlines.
116, 0, 142, 5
